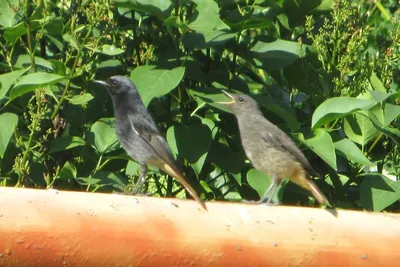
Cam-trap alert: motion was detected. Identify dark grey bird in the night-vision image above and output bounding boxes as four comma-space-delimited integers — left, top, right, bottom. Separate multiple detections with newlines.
95, 76, 206, 210
218, 90, 330, 207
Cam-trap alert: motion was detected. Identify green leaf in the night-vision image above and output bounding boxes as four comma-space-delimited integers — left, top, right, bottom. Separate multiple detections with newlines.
48, 136, 86, 154
131, 66, 185, 107
334, 139, 374, 167
298, 128, 337, 170
0, 67, 30, 100
76, 177, 102, 186
10, 72, 71, 100
384, 103, 400, 125
249, 38, 309, 72
208, 141, 245, 175
114, 0, 173, 20
312, 97, 376, 129
125, 160, 140, 176
68, 93, 94, 105
94, 171, 127, 191
0, 113, 18, 158
166, 117, 212, 176
246, 168, 285, 203
95, 44, 124, 56
247, 168, 271, 198
183, 0, 234, 49
59, 161, 77, 180
89, 118, 119, 154
344, 110, 381, 146
0, 0, 20, 27
369, 71, 386, 92
360, 173, 400, 212
164, 16, 190, 30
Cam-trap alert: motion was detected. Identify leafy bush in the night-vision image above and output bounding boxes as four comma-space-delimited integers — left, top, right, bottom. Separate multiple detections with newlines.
0, 0, 399, 212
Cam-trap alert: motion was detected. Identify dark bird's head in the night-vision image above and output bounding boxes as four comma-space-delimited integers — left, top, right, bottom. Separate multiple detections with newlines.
218, 90, 259, 115
94, 76, 138, 96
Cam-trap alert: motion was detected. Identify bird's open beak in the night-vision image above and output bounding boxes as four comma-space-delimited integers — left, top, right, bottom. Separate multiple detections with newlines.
217, 90, 235, 105
93, 80, 110, 88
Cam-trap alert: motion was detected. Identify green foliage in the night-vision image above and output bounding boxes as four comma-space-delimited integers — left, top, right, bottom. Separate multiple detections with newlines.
0, 0, 399, 212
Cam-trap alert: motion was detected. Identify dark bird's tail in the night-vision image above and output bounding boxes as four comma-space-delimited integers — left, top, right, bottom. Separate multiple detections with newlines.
159, 162, 207, 210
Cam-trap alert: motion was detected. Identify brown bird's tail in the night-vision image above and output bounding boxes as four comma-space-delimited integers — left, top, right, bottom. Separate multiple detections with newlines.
159, 162, 207, 210
305, 178, 331, 207
292, 168, 331, 207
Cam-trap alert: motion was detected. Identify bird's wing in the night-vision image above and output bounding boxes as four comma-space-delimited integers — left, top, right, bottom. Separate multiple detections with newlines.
262, 126, 318, 176
127, 112, 177, 167
126, 112, 206, 210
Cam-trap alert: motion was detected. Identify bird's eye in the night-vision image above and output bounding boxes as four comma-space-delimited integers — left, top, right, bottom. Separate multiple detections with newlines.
238, 97, 244, 102
111, 80, 117, 86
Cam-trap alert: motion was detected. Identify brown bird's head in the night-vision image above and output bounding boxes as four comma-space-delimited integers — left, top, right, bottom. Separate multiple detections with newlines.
218, 90, 259, 114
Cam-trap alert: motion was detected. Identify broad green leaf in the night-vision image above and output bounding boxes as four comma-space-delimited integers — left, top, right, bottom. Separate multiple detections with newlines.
95, 44, 124, 56
0, 67, 30, 100
246, 168, 285, 203
0, 0, 20, 27
312, 97, 376, 129
369, 71, 386, 92
166, 118, 212, 176
10, 72, 71, 100
125, 160, 140, 176
334, 139, 374, 167
76, 177, 101, 186
131, 66, 185, 107
0, 113, 18, 158
298, 128, 337, 170
89, 118, 118, 154
48, 136, 86, 154
68, 93, 94, 105
344, 109, 382, 146
208, 141, 245, 175
164, 16, 190, 30
360, 173, 400, 212
4, 20, 41, 44
14, 55, 53, 71
59, 161, 77, 180
247, 168, 271, 198
114, 0, 173, 20
94, 171, 127, 191
250, 38, 309, 72
384, 103, 400, 125
184, 0, 234, 49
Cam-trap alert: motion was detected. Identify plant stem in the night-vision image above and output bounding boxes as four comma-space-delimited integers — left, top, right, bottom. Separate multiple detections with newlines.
51, 49, 81, 120
25, 0, 37, 72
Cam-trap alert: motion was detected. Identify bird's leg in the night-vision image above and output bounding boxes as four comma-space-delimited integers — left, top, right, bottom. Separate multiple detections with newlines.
132, 164, 148, 194
257, 176, 280, 204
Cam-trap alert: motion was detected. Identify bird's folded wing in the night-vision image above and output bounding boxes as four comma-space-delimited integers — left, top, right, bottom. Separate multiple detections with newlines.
262, 129, 318, 177
127, 113, 177, 167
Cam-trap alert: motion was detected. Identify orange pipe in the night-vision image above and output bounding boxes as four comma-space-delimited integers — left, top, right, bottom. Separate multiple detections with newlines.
0, 187, 399, 266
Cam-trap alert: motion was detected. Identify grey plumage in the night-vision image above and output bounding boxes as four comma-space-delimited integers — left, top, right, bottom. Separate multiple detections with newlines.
95, 76, 206, 210
219, 91, 330, 206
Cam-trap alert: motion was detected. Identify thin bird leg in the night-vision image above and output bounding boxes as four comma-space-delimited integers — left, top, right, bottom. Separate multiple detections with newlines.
132, 164, 148, 194
257, 176, 280, 204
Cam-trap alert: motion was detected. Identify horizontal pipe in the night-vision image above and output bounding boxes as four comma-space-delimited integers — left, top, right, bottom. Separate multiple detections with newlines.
0, 187, 399, 266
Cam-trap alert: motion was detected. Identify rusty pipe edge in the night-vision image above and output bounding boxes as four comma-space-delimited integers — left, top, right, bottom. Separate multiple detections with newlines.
0, 187, 399, 267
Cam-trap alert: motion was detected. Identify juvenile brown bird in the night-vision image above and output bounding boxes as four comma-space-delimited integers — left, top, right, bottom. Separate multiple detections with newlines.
95, 76, 206, 210
218, 90, 331, 207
